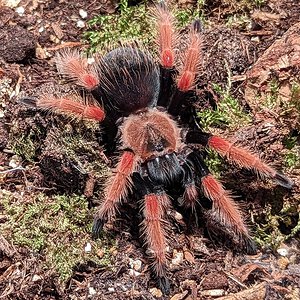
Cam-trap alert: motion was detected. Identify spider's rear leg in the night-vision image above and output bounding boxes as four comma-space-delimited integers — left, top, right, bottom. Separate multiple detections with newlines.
21, 94, 105, 121
133, 173, 171, 294
92, 150, 136, 237
188, 150, 257, 254
186, 130, 293, 188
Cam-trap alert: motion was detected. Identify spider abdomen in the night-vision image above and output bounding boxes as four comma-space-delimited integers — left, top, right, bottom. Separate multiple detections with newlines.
94, 47, 161, 116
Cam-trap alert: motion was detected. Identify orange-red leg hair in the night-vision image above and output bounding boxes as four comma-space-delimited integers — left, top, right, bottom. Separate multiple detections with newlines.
56, 49, 99, 90
201, 174, 249, 237
155, 3, 175, 68
208, 136, 293, 188
142, 193, 170, 279
35, 95, 105, 121
92, 151, 136, 236
177, 21, 202, 91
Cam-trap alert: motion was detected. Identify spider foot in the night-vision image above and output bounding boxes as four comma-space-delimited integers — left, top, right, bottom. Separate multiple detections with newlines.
91, 217, 105, 239
274, 172, 294, 189
19, 96, 38, 107
157, 275, 170, 295
241, 236, 257, 255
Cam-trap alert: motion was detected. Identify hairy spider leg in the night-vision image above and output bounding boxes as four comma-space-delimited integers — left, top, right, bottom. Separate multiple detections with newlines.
155, 2, 177, 108
133, 173, 171, 294
186, 130, 294, 188
167, 20, 203, 116
155, 1, 175, 68
21, 95, 105, 121
55, 49, 99, 90
180, 160, 199, 210
187, 150, 257, 253
92, 150, 136, 237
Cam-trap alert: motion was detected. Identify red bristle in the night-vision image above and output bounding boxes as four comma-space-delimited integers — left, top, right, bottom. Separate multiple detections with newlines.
208, 136, 276, 177
156, 5, 175, 68
96, 151, 135, 222
36, 96, 105, 121
143, 193, 167, 276
82, 74, 99, 90
177, 28, 202, 91
202, 175, 249, 235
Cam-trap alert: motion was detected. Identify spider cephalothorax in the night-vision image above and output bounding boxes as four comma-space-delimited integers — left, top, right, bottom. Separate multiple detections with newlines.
22, 3, 293, 294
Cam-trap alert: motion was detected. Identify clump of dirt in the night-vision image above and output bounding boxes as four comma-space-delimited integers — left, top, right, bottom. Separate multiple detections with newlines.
0, 25, 36, 63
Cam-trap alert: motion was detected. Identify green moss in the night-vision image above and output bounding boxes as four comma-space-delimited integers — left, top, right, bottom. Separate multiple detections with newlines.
254, 200, 300, 250
84, 0, 154, 53
11, 129, 40, 162
197, 83, 251, 130
1, 190, 114, 283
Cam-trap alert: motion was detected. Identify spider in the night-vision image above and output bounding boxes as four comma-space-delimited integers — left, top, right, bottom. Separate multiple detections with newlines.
22, 3, 293, 294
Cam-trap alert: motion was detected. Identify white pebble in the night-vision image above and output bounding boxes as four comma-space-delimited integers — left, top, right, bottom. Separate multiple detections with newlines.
9, 159, 18, 168
15, 6, 25, 16
32, 274, 42, 282
77, 20, 85, 28
129, 258, 142, 271
38, 26, 45, 33
4, 0, 21, 8
128, 269, 141, 277
171, 250, 184, 265
277, 248, 288, 257
79, 9, 88, 19
84, 242, 91, 252
108, 287, 115, 292
89, 286, 96, 295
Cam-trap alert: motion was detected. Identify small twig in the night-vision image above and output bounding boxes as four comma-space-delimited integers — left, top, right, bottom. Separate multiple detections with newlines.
223, 271, 248, 289
0, 166, 26, 174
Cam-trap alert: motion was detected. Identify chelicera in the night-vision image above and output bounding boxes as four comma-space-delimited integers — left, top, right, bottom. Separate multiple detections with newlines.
22, 3, 293, 293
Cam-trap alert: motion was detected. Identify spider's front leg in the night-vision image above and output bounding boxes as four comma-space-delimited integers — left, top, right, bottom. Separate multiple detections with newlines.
186, 130, 294, 188
92, 150, 136, 237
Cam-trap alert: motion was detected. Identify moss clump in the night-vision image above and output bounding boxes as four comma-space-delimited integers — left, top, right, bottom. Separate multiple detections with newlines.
1, 190, 114, 283
11, 127, 42, 162
197, 83, 251, 130
84, 0, 154, 53
255, 201, 300, 250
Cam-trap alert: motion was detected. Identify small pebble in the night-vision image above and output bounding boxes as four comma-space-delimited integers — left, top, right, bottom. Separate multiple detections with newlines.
128, 269, 141, 277
201, 289, 225, 297
32, 274, 42, 282
38, 26, 45, 33
129, 258, 142, 271
278, 257, 289, 269
77, 20, 85, 28
15, 6, 25, 16
89, 286, 96, 295
84, 242, 91, 252
4, 0, 21, 8
174, 211, 183, 221
171, 249, 184, 266
150, 287, 163, 298
97, 249, 104, 258
108, 287, 115, 292
277, 248, 288, 257
79, 9, 88, 19
9, 156, 20, 168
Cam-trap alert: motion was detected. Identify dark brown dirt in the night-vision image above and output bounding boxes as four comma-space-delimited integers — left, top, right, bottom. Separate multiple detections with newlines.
0, 0, 300, 299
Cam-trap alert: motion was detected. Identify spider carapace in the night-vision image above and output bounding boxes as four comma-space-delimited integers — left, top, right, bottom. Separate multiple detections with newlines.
22, 3, 293, 294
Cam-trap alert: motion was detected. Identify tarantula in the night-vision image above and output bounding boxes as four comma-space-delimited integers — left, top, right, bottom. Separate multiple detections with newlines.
22, 3, 293, 293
